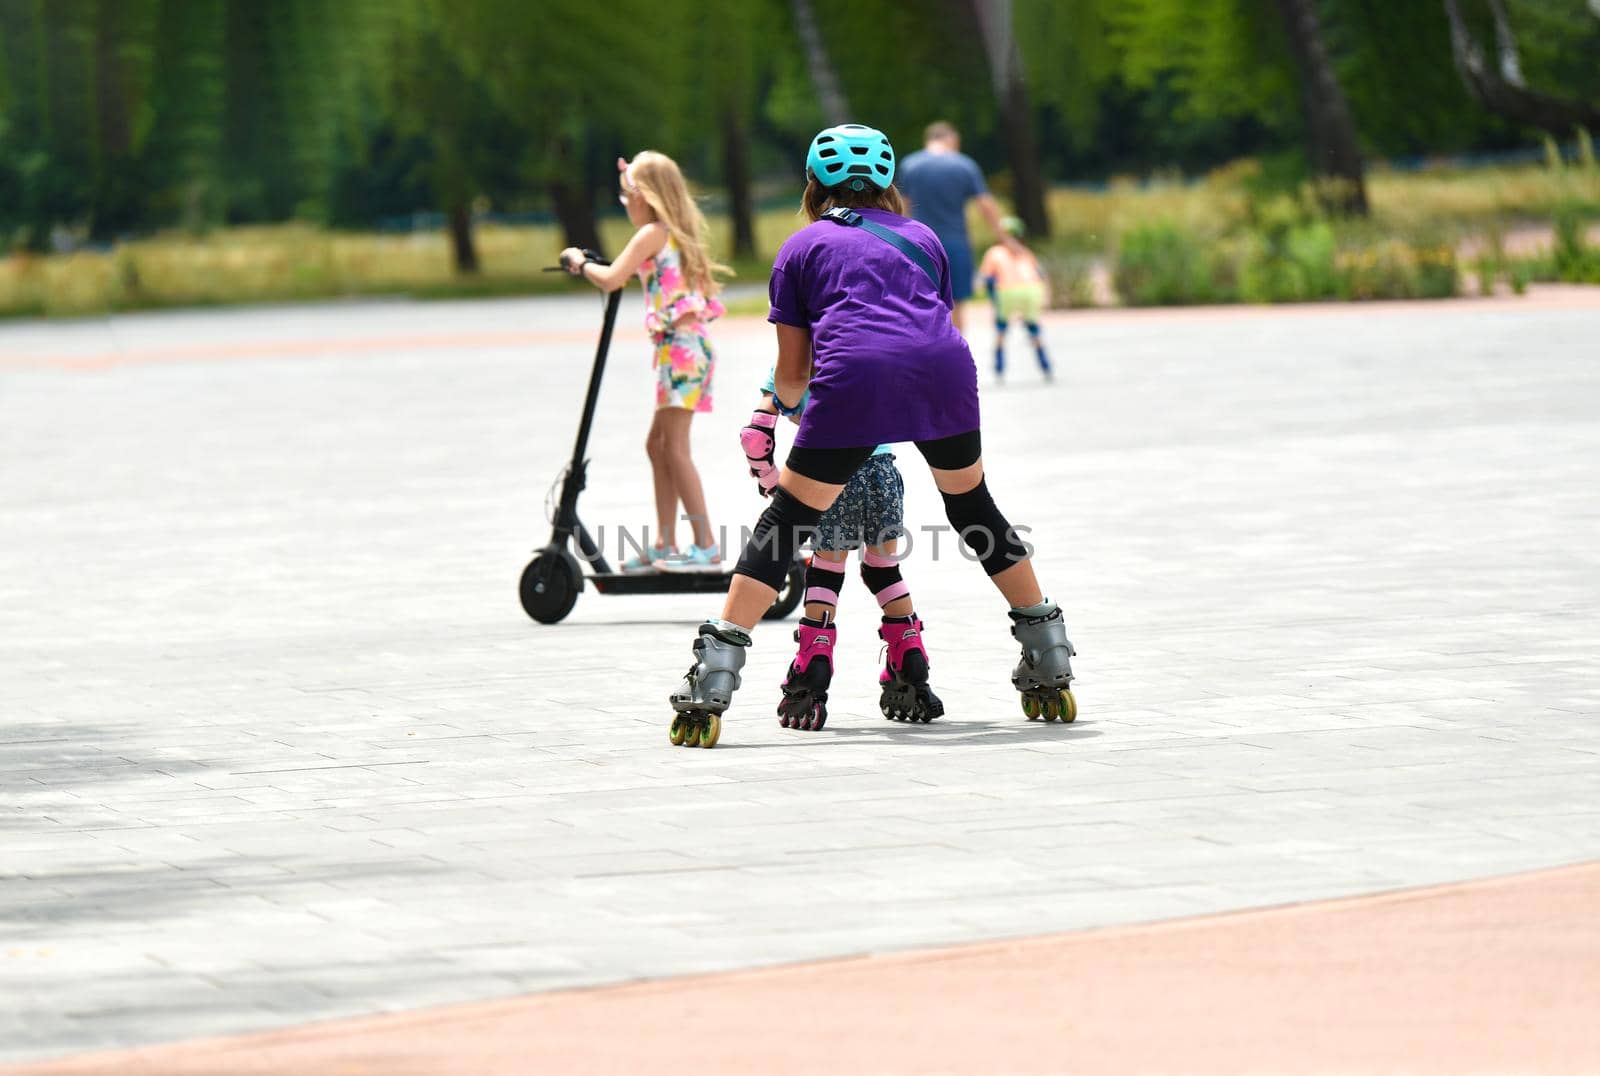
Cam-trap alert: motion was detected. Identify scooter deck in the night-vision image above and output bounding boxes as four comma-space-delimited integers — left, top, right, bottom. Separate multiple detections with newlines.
588, 571, 739, 596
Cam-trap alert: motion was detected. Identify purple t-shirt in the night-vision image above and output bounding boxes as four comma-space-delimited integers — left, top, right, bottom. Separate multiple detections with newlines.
768, 208, 981, 449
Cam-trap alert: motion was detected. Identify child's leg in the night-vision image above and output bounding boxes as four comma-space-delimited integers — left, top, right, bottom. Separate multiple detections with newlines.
1025, 320, 1051, 374
656, 407, 714, 550
861, 543, 913, 618
993, 317, 1009, 377
645, 409, 680, 550
804, 549, 848, 621
864, 540, 944, 722
780, 548, 845, 731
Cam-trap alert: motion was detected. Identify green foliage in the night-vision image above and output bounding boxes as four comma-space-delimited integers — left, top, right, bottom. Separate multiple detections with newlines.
1552, 202, 1600, 283
1332, 238, 1458, 300
1036, 249, 1098, 308
1240, 214, 1339, 302
0, 0, 397, 247
811, 0, 992, 149
1016, 0, 1116, 149
1113, 218, 1239, 305
1112, 0, 1297, 133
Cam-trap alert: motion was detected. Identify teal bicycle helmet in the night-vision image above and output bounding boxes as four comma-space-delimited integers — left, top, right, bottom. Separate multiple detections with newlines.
806, 124, 895, 192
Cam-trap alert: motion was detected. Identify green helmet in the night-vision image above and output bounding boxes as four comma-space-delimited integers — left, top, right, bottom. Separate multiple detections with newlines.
1001, 215, 1025, 238
806, 124, 895, 192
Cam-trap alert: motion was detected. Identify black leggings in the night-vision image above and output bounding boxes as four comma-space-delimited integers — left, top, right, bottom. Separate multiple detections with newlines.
786, 430, 982, 486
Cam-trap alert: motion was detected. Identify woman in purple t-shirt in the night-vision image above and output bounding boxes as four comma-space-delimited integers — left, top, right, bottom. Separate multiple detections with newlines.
666, 125, 1078, 749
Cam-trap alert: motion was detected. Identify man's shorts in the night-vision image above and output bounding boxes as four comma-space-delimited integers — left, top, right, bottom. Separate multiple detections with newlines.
814, 454, 905, 552
945, 240, 975, 302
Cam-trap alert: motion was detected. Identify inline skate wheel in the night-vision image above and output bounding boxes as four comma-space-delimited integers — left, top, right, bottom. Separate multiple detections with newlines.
698, 713, 721, 747
1021, 693, 1041, 720
670, 714, 689, 745
1059, 689, 1077, 723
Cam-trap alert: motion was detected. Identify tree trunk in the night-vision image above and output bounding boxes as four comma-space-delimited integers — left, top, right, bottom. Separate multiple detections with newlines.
790, 0, 850, 124
89, 2, 135, 240
544, 132, 604, 255
1486, 0, 1524, 86
971, 0, 1051, 237
722, 104, 756, 260
548, 178, 603, 254
1443, 0, 1600, 134
1273, 0, 1369, 216
448, 200, 479, 275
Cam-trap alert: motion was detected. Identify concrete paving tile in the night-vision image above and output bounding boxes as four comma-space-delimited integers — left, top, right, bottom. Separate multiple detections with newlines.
5, 294, 1600, 1061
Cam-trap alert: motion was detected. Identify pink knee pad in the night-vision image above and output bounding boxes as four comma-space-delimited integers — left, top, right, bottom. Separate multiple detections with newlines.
860, 550, 909, 609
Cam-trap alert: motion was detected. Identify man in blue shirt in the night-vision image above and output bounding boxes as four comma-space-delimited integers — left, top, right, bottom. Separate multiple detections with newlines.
897, 121, 1009, 334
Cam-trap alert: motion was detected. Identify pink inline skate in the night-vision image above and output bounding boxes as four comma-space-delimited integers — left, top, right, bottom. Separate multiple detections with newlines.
778, 617, 835, 731
879, 615, 944, 723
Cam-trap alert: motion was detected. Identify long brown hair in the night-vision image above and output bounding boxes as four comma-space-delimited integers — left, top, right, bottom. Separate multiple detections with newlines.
801, 177, 907, 222
627, 151, 730, 297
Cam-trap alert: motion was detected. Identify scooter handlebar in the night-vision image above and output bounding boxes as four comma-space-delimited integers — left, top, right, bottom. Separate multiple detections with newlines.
545, 248, 611, 273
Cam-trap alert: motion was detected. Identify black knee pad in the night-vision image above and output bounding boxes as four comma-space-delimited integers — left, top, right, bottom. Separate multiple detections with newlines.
939, 479, 1031, 577
734, 488, 823, 589
804, 558, 847, 609
860, 562, 902, 596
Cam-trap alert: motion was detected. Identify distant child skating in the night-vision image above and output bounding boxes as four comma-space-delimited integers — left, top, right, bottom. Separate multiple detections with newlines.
667, 124, 1076, 749
979, 217, 1052, 382
741, 375, 943, 731
561, 152, 727, 574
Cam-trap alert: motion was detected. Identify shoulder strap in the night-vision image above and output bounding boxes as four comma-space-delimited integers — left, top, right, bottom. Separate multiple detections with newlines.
822, 207, 940, 288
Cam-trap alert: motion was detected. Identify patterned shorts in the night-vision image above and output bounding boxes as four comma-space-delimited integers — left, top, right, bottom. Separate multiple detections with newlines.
814, 453, 905, 552
654, 324, 715, 412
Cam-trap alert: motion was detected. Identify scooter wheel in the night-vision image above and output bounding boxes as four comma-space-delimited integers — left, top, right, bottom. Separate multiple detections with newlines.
519, 551, 581, 624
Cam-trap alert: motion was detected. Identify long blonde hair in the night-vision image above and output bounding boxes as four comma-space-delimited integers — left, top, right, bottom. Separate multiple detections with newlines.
628, 151, 730, 298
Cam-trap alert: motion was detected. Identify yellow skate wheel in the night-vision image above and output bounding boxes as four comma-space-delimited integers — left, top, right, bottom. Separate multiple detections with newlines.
699, 713, 721, 748
682, 718, 703, 748
1021, 694, 1040, 720
1059, 689, 1078, 723
669, 715, 687, 746
1042, 694, 1060, 721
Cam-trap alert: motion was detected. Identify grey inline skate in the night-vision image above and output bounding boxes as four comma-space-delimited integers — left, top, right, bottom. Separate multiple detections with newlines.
668, 622, 750, 748
1009, 606, 1077, 722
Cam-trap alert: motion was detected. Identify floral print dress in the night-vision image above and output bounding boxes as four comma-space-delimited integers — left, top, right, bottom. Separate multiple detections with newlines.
639, 237, 724, 412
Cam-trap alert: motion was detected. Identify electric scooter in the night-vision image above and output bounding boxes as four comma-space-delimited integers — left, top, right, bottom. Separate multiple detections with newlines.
518, 251, 805, 624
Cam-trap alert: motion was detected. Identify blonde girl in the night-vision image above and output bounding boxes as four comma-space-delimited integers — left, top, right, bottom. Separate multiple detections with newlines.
561, 152, 730, 573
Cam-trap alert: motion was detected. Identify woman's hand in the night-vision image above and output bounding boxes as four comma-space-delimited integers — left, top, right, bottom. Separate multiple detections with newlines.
560, 247, 587, 275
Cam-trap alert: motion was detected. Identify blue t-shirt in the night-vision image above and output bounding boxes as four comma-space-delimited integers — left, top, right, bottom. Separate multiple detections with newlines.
898, 149, 988, 253
761, 368, 891, 456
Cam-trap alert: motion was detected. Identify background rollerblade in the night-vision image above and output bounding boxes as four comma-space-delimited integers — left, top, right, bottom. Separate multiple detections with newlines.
1010, 607, 1077, 723
668, 623, 749, 748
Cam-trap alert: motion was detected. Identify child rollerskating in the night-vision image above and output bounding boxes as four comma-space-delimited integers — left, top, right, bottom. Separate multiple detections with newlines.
668, 124, 1075, 749
979, 217, 1052, 383
562, 152, 727, 574
741, 377, 943, 731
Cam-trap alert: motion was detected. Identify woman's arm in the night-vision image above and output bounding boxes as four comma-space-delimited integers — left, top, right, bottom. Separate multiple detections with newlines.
562, 223, 667, 292
772, 323, 813, 411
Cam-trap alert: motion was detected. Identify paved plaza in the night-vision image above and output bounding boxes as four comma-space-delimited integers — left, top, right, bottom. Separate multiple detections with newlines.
3, 287, 1598, 1064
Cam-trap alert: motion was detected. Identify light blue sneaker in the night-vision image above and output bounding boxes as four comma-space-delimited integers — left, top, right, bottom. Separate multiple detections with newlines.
620, 544, 673, 574
656, 543, 723, 574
